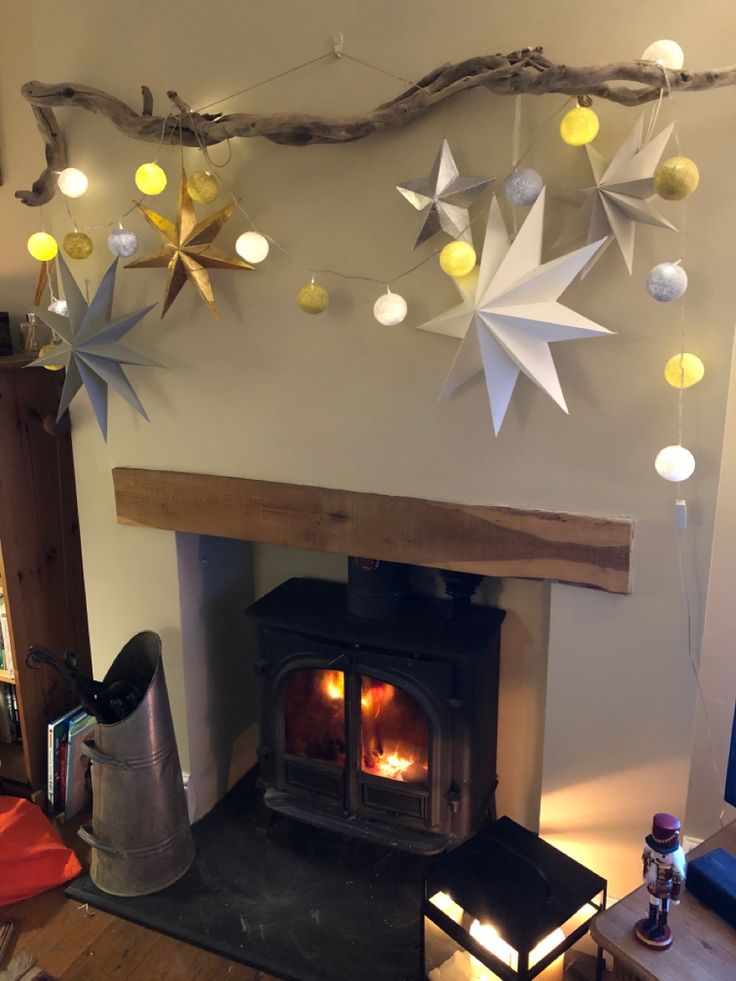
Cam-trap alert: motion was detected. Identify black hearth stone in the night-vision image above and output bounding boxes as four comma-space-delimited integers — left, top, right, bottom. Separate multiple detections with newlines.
66, 770, 426, 981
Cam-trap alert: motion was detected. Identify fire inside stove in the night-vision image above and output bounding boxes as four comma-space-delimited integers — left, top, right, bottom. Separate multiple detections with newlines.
283, 668, 429, 785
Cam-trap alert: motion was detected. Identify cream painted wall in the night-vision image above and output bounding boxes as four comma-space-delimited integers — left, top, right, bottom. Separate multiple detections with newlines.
2, 0, 735, 898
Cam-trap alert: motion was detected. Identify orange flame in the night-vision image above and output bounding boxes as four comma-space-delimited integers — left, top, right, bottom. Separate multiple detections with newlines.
321, 670, 344, 701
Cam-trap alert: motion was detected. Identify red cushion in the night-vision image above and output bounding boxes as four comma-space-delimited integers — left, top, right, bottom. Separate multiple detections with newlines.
0, 796, 81, 906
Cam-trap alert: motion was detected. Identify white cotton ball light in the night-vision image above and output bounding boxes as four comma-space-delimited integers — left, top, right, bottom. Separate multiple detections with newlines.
235, 231, 270, 264
107, 226, 139, 258
504, 168, 544, 206
655, 444, 695, 482
646, 262, 688, 302
641, 40, 685, 71
48, 298, 68, 317
57, 167, 89, 198
373, 290, 407, 326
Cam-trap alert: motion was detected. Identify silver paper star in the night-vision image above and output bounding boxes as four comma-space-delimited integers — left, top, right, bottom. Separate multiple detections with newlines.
558, 117, 676, 275
397, 138, 493, 248
29, 254, 157, 440
417, 189, 612, 435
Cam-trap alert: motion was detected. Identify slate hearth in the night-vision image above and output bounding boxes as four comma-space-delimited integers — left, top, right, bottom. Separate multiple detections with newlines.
66, 770, 426, 981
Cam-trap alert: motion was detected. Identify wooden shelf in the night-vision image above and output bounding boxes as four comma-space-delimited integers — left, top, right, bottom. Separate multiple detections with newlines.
0, 352, 36, 371
0, 740, 28, 785
0, 668, 15, 685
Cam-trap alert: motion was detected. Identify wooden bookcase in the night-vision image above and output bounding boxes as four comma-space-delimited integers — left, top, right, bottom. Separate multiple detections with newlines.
0, 352, 91, 800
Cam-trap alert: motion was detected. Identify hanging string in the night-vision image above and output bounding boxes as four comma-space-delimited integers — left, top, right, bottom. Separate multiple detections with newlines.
658, 64, 723, 829
510, 94, 523, 237
195, 53, 334, 113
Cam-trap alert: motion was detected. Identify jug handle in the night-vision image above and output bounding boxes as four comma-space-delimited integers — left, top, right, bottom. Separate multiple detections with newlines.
81, 739, 130, 769
78, 824, 125, 857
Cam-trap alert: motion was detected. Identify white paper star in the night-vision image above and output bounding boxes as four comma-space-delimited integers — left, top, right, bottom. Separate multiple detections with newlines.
558, 117, 676, 274
417, 189, 612, 435
396, 138, 493, 249
29, 254, 157, 440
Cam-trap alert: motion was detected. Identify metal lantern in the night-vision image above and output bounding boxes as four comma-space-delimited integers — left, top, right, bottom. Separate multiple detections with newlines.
423, 817, 606, 981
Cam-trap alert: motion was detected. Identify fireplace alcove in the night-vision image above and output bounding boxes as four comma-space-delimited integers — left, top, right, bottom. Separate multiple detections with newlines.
64, 469, 634, 980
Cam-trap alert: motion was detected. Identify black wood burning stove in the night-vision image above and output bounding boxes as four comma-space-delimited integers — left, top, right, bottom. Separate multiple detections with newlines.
247, 568, 504, 855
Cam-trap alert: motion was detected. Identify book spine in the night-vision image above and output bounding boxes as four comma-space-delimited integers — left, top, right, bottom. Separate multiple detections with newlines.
47, 721, 56, 811
0, 610, 13, 678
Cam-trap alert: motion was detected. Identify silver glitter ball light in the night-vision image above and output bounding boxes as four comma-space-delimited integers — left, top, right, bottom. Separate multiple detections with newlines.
48, 298, 69, 317
646, 262, 688, 302
504, 168, 544, 206
107, 227, 139, 258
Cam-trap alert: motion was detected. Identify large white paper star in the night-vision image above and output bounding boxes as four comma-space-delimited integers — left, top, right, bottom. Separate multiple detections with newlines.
396, 138, 493, 249
29, 254, 157, 440
558, 117, 676, 275
417, 189, 612, 435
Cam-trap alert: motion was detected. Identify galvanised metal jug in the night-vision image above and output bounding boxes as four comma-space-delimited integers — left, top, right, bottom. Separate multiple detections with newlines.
78, 631, 194, 896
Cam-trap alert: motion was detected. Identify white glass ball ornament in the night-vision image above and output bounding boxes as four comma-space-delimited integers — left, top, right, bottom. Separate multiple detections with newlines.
504, 168, 544, 206
107, 226, 139, 258
646, 262, 688, 302
373, 290, 408, 326
57, 167, 89, 198
235, 231, 269, 264
655, 444, 695, 482
48, 298, 69, 317
641, 40, 685, 71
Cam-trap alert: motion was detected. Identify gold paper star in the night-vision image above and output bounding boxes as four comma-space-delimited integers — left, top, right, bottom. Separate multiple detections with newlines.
126, 169, 253, 320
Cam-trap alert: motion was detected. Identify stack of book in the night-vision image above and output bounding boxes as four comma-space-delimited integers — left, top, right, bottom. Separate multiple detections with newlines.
47, 706, 96, 820
0, 683, 20, 743
0, 595, 14, 677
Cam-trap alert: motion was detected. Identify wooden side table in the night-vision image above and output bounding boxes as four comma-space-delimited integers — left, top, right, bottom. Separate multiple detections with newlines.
591, 822, 736, 980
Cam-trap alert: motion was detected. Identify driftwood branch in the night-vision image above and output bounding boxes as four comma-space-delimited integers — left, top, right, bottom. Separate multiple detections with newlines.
15, 48, 736, 206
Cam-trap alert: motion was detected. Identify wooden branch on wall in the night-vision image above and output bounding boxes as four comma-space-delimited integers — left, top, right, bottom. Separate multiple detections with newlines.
112, 467, 634, 594
16, 47, 736, 205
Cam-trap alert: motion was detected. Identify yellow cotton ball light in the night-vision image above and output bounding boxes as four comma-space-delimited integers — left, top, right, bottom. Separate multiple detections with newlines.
57, 167, 88, 198
63, 231, 93, 260
38, 342, 64, 371
187, 170, 219, 203
655, 445, 695, 482
297, 282, 329, 314
135, 162, 167, 195
439, 241, 476, 278
654, 157, 699, 200
560, 106, 600, 146
664, 353, 704, 389
235, 231, 270, 264
27, 232, 58, 261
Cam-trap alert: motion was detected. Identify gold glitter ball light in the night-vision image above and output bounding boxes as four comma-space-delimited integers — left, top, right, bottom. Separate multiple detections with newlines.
297, 282, 329, 314
654, 157, 699, 200
63, 231, 94, 260
187, 170, 219, 204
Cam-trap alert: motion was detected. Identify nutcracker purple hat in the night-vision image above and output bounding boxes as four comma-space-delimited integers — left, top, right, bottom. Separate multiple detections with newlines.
646, 813, 682, 854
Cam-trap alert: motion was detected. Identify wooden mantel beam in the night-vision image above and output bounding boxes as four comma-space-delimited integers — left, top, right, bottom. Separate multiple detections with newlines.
16, 47, 736, 205
112, 468, 634, 594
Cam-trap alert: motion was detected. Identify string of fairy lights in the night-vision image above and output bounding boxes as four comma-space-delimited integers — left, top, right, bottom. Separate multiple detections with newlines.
25, 36, 704, 496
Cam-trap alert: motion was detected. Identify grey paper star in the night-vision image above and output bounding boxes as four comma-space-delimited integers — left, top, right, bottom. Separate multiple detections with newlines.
29, 254, 157, 440
417, 189, 612, 435
397, 138, 493, 248
558, 117, 676, 275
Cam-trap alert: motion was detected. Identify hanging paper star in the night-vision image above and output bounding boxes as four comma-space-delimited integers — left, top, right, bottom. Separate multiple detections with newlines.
396, 138, 493, 249
417, 189, 612, 435
126, 168, 253, 320
558, 117, 676, 275
29, 254, 157, 440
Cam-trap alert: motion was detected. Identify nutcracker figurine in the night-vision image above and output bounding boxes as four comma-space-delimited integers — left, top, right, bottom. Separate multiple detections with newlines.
634, 812, 687, 950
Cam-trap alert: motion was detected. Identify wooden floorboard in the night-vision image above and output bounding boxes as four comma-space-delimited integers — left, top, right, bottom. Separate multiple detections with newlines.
2, 889, 280, 980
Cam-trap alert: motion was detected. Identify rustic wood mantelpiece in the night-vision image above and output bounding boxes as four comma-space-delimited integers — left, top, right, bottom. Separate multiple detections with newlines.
112, 467, 633, 594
